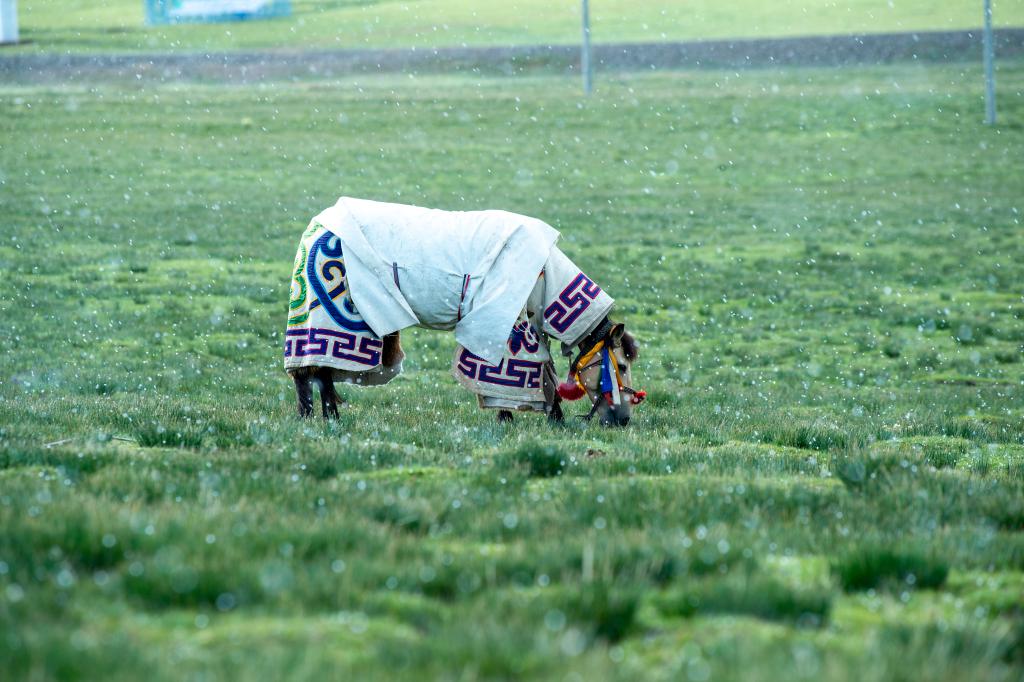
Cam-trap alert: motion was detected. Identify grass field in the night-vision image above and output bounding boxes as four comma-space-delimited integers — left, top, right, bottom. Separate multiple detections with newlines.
9, 0, 1024, 53
2, 59, 1024, 679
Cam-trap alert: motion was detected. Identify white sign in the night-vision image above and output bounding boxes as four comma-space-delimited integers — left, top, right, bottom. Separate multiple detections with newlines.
0, 0, 18, 45
145, 0, 290, 25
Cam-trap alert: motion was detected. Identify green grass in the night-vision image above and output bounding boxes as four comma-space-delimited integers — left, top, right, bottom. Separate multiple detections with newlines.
1, 59, 1024, 679
8, 0, 1024, 53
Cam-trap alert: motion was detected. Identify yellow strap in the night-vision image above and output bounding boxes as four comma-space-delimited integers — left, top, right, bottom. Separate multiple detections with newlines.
573, 340, 605, 389
577, 340, 604, 369
573, 337, 602, 372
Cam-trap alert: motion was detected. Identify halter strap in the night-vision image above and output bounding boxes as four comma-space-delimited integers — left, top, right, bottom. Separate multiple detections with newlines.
573, 340, 606, 378
569, 316, 613, 374
456, 274, 471, 322
581, 395, 604, 421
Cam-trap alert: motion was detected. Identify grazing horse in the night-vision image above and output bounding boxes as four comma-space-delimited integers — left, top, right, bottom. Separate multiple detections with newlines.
284, 198, 644, 427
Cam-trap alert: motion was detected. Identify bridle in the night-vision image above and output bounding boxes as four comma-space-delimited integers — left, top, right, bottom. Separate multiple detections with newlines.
557, 319, 646, 421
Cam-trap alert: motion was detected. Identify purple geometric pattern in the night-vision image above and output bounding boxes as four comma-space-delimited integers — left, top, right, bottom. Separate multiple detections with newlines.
284, 328, 382, 366
456, 348, 543, 388
543, 273, 602, 334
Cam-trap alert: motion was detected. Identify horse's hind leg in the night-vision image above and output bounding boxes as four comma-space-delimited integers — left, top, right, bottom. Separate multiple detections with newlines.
542, 359, 564, 424
382, 332, 404, 368
292, 368, 314, 419
497, 410, 514, 424
315, 367, 341, 420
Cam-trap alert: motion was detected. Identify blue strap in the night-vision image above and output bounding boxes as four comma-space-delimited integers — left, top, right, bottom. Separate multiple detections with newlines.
600, 347, 615, 395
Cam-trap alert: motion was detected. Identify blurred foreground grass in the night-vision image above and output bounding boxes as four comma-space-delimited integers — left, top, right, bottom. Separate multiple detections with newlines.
9, 0, 1024, 53
1, 61, 1023, 679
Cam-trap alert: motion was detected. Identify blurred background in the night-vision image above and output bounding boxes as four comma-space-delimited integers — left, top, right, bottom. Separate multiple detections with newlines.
5, 0, 1023, 53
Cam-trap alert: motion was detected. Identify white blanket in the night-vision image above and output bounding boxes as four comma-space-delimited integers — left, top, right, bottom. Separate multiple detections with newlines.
312, 197, 559, 365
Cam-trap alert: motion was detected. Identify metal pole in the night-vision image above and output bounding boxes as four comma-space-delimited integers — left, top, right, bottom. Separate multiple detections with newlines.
581, 0, 593, 95
983, 0, 996, 125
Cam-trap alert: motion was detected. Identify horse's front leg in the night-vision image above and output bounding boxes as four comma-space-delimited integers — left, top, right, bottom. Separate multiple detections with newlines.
292, 368, 314, 419
315, 367, 342, 420
497, 410, 514, 423
548, 399, 565, 424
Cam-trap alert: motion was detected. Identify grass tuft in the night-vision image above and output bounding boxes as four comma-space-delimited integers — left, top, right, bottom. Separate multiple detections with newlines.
133, 424, 204, 449
657, 574, 832, 626
758, 421, 850, 452
559, 584, 639, 643
502, 442, 567, 478
832, 544, 949, 592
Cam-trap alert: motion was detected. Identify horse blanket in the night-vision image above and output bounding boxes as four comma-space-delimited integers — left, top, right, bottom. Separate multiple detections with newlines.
284, 197, 614, 411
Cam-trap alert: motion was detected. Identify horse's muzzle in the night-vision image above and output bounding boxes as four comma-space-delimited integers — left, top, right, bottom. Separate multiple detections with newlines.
600, 406, 632, 427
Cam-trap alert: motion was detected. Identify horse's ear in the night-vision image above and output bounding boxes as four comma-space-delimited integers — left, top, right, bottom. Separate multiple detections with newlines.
610, 323, 638, 361
621, 332, 638, 361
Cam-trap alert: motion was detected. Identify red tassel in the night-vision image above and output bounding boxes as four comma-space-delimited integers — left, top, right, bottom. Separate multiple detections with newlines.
557, 381, 586, 401
630, 390, 647, 405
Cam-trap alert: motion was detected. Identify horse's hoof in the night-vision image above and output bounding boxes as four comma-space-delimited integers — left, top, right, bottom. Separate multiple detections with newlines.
497, 410, 514, 423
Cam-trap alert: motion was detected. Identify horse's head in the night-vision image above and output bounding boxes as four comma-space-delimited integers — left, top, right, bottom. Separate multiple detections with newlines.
559, 322, 644, 427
